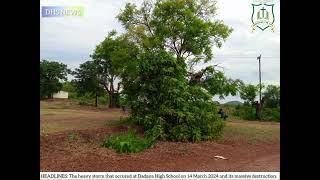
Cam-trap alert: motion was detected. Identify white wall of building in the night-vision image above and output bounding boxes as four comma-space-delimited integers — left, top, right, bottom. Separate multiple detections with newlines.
52, 91, 68, 99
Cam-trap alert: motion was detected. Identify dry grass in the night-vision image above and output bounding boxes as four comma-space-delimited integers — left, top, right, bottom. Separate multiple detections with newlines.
40, 100, 279, 144
220, 120, 280, 144
40, 105, 125, 135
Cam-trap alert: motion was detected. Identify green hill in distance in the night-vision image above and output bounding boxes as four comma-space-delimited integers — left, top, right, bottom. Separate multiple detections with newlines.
224, 101, 243, 106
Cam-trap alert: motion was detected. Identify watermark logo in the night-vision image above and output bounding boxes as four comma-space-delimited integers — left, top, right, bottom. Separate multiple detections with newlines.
41, 6, 85, 17
251, 0, 275, 32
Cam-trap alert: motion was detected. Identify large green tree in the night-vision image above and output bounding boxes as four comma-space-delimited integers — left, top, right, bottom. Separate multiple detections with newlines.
116, 0, 236, 141
117, 0, 238, 97
72, 61, 105, 107
263, 85, 280, 108
40, 60, 69, 99
88, 31, 139, 108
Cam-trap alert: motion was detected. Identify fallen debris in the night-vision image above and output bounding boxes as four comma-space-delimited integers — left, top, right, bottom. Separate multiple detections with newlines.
214, 155, 228, 160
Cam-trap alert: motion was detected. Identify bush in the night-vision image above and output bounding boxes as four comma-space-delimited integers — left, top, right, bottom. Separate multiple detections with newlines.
102, 130, 153, 153
232, 105, 280, 122
68, 92, 78, 99
98, 94, 109, 106
169, 125, 190, 142
261, 107, 280, 122
74, 93, 109, 106
145, 125, 166, 141
121, 50, 225, 143
79, 101, 91, 106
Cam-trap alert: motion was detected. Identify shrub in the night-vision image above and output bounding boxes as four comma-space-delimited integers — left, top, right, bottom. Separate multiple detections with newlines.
169, 125, 190, 142
98, 94, 109, 106
68, 92, 78, 99
261, 107, 280, 122
102, 130, 154, 153
232, 105, 280, 122
145, 125, 166, 141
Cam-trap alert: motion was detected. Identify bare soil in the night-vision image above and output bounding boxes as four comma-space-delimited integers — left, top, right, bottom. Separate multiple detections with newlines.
40, 102, 280, 171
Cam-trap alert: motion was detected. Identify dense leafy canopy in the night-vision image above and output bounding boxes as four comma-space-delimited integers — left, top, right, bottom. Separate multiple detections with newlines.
117, 0, 235, 141
72, 61, 105, 97
263, 85, 280, 108
239, 84, 259, 105
40, 60, 69, 99
72, 32, 139, 108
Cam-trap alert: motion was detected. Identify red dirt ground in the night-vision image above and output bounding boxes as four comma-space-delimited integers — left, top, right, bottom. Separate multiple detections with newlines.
40, 102, 279, 172
40, 126, 279, 172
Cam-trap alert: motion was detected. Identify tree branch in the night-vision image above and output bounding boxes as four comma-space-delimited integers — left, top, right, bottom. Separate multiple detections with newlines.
100, 82, 110, 93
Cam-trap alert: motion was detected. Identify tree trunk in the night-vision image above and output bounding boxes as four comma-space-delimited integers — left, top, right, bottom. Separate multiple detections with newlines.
108, 92, 119, 108
255, 100, 265, 120
109, 93, 115, 108
95, 92, 98, 107
256, 106, 261, 120
255, 102, 261, 120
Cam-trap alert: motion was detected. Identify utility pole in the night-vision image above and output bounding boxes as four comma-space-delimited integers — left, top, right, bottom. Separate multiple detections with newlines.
257, 54, 262, 104
95, 74, 98, 107
257, 54, 262, 119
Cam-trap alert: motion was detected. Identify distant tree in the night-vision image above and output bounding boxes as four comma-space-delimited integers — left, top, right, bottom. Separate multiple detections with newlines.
85, 31, 139, 108
239, 83, 267, 119
239, 84, 259, 105
200, 69, 243, 99
263, 85, 280, 108
72, 61, 105, 107
40, 60, 69, 99
61, 81, 76, 92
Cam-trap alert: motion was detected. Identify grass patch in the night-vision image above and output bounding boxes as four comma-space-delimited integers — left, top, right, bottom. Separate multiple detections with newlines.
221, 122, 280, 144
40, 108, 75, 116
40, 123, 71, 135
46, 105, 70, 109
102, 130, 153, 153
105, 117, 132, 127
64, 133, 79, 144
219, 104, 280, 122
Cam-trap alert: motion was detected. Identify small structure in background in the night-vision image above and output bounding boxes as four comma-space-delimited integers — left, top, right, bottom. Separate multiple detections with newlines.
52, 91, 68, 99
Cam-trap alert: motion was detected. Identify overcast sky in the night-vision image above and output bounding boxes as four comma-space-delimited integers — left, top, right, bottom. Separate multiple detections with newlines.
40, 0, 280, 103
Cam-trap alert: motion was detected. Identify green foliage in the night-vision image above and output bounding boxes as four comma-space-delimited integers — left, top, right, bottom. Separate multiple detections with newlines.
68, 92, 78, 99
121, 50, 225, 142
76, 93, 109, 106
239, 84, 259, 104
102, 130, 153, 153
263, 85, 280, 108
117, 0, 230, 143
72, 61, 105, 97
233, 105, 257, 120
232, 105, 280, 122
61, 81, 78, 99
98, 94, 109, 105
202, 70, 243, 98
61, 81, 76, 92
261, 107, 280, 122
145, 125, 166, 141
89, 31, 139, 108
118, 93, 127, 106
40, 60, 70, 99
68, 133, 78, 141
72, 32, 139, 108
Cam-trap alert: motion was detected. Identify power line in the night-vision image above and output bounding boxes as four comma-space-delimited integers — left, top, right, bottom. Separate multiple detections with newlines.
213, 57, 279, 58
